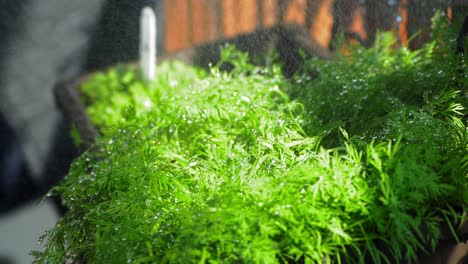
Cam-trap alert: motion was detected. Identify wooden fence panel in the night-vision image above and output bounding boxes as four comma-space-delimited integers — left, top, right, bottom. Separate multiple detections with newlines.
283, 0, 306, 24
221, 0, 239, 37
263, 0, 277, 27
162, 0, 464, 52
190, 0, 206, 44
164, 0, 191, 51
309, 0, 334, 48
204, 0, 221, 42
239, 0, 258, 33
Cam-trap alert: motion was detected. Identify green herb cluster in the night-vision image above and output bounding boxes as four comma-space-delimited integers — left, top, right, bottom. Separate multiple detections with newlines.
35, 13, 467, 264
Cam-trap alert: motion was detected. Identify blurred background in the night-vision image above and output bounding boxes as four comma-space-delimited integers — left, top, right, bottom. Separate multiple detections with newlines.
0, 0, 466, 263
161, 0, 468, 52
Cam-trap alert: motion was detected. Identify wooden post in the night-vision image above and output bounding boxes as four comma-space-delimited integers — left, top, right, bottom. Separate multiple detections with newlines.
140, 6, 157, 81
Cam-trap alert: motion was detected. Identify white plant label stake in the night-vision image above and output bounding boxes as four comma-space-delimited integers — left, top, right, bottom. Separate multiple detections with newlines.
140, 6, 156, 81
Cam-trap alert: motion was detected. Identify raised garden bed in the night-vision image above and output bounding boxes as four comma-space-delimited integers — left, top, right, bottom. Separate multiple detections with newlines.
35, 15, 467, 264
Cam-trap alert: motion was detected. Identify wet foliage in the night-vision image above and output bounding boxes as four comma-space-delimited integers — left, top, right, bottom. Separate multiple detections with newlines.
34, 13, 467, 264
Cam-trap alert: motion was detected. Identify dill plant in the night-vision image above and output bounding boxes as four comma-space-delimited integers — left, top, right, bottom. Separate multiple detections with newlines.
35, 14, 466, 264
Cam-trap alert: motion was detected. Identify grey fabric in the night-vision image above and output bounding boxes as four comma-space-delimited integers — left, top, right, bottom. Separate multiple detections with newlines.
0, 0, 106, 180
